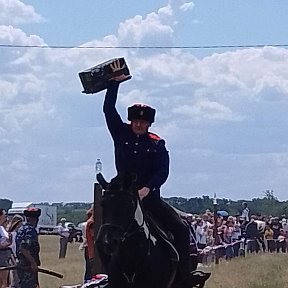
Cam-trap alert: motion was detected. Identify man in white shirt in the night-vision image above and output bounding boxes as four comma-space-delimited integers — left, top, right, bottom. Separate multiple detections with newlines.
57, 218, 70, 259
241, 202, 250, 223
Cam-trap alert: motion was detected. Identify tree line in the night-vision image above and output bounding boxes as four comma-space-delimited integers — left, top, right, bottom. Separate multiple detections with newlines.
1, 190, 288, 225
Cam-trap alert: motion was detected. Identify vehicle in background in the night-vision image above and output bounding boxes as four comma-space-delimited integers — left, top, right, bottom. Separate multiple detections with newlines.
8, 202, 57, 234
54, 221, 83, 242
77, 221, 86, 231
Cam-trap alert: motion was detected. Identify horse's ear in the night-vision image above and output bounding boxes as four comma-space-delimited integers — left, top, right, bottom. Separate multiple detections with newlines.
97, 173, 108, 190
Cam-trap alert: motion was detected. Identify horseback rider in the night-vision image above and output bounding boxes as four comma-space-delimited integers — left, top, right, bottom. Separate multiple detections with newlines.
102, 60, 191, 283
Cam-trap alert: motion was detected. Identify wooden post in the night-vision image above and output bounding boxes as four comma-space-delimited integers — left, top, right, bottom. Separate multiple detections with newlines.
93, 182, 103, 274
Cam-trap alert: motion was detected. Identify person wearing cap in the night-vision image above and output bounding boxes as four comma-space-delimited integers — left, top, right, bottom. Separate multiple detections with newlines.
15, 208, 41, 288
57, 217, 70, 259
102, 60, 191, 283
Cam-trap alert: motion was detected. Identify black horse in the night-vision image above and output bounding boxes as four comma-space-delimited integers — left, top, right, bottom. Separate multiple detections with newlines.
96, 173, 210, 288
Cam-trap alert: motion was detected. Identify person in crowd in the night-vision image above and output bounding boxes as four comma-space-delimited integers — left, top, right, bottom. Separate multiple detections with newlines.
281, 218, 288, 237
8, 214, 24, 256
231, 214, 242, 257
202, 214, 213, 230
206, 229, 214, 247
102, 60, 191, 283
0, 208, 12, 288
195, 218, 207, 264
256, 215, 266, 252
241, 202, 250, 223
8, 214, 24, 288
270, 217, 282, 253
16, 208, 41, 288
79, 207, 93, 283
264, 224, 275, 252
277, 229, 287, 253
214, 226, 225, 261
57, 217, 70, 259
86, 206, 95, 277
222, 220, 234, 260
203, 229, 215, 265
245, 215, 260, 253
239, 216, 247, 239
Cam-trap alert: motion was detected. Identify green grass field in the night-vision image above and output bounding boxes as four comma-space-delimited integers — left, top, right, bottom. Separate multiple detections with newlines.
39, 235, 84, 288
38, 235, 288, 288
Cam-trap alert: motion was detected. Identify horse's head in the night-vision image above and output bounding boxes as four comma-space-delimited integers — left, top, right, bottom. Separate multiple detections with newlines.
97, 173, 140, 256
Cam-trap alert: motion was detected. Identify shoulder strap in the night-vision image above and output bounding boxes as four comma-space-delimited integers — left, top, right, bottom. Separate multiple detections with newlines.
148, 132, 161, 141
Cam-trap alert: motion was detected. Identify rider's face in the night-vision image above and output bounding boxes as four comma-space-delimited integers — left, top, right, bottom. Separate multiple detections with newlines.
131, 119, 150, 135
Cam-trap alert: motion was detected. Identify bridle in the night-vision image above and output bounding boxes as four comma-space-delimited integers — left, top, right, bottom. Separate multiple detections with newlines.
100, 186, 147, 244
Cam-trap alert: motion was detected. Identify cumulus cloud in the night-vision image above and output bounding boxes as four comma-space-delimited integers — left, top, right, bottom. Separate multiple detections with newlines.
0, 25, 47, 75
117, 14, 174, 48
116, 1, 194, 49
168, 0, 194, 9
0, 0, 44, 25
1, 1, 288, 201
173, 99, 244, 123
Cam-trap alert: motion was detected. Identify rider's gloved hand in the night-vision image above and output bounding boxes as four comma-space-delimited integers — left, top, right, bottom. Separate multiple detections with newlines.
138, 187, 150, 200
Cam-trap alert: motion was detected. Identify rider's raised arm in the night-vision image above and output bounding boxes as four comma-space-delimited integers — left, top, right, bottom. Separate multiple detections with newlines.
103, 80, 124, 141
146, 139, 170, 191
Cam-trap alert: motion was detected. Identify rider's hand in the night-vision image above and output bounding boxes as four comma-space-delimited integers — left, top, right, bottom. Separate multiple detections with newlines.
111, 74, 131, 82
109, 59, 131, 82
110, 59, 123, 72
138, 187, 150, 200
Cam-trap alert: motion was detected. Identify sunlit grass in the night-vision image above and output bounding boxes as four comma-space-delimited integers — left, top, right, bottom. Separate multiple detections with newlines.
38, 235, 288, 288
204, 253, 288, 288
39, 235, 84, 288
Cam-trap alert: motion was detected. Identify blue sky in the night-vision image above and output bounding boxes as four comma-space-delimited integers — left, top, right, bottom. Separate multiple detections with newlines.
1, 0, 288, 204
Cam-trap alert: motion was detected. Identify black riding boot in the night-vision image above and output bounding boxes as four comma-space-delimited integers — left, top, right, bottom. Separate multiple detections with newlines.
143, 198, 191, 279
173, 225, 191, 279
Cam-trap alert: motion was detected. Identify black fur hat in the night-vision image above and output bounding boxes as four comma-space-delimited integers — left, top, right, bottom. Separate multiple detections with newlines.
128, 104, 156, 123
24, 208, 41, 218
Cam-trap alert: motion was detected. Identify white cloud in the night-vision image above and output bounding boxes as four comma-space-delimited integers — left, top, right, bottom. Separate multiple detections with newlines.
158, 4, 173, 17
0, 0, 44, 25
179, 2, 194, 11
0, 25, 47, 75
117, 13, 174, 48
1, 1, 288, 201
173, 99, 244, 122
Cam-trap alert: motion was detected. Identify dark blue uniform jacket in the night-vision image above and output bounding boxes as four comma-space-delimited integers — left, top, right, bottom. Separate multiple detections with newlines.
103, 81, 169, 201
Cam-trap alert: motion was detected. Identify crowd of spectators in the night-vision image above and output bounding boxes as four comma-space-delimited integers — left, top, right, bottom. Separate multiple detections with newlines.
2, 202, 288, 286
184, 203, 288, 266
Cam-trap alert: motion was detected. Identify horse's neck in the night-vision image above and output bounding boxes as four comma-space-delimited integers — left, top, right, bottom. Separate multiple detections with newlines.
134, 200, 156, 245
